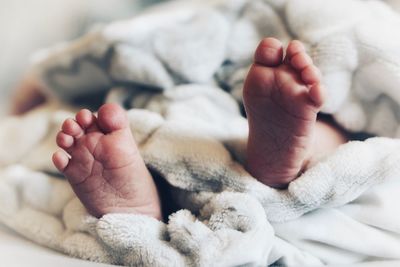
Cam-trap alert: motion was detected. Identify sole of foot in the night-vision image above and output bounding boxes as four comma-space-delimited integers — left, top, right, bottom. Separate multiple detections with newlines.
243, 38, 325, 188
53, 103, 162, 219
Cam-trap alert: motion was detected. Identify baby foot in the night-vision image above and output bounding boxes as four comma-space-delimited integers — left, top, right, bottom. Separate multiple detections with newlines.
52, 103, 162, 219
243, 38, 325, 188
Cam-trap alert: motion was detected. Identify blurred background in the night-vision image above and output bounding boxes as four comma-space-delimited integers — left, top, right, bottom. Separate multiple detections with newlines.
0, 0, 165, 117
1, 0, 398, 118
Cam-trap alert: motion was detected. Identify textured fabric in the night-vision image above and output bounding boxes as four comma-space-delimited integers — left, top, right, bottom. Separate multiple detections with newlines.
31, 0, 400, 138
1, 0, 400, 266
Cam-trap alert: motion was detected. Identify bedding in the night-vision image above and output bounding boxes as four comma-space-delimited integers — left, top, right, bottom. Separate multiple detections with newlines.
1, 0, 400, 266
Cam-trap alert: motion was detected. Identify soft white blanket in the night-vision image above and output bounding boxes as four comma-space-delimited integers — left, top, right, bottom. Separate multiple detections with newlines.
1, 0, 400, 266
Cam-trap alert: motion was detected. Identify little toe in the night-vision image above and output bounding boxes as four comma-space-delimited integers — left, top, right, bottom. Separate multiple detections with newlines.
97, 103, 129, 133
52, 151, 70, 172
309, 83, 325, 107
301, 65, 321, 85
290, 52, 313, 71
62, 118, 84, 138
56, 131, 74, 150
254, 38, 284, 67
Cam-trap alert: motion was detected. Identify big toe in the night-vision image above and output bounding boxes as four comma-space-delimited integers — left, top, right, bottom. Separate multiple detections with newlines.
254, 38, 284, 67
97, 103, 129, 133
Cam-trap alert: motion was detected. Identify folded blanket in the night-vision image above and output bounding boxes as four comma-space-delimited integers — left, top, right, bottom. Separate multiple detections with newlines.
2, 0, 400, 266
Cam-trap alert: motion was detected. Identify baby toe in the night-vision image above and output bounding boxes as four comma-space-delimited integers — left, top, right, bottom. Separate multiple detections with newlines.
290, 52, 313, 71
286, 40, 305, 59
97, 103, 128, 133
254, 37, 284, 67
62, 118, 84, 138
76, 109, 95, 129
56, 131, 74, 150
309, 83, 325, 107
301, 65, 321, 85
52, 151, 70, 172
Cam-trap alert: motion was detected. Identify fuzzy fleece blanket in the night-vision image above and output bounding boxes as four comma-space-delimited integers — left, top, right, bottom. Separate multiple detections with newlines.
1, 0, 400, 266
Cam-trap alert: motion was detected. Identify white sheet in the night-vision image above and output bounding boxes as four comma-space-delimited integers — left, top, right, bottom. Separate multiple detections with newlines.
1, 225, 399, 267
0, 225, 115, 267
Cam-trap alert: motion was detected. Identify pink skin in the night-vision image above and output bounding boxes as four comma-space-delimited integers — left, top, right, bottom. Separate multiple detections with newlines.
243, 38, 345, 188
52, 103, 162, 220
